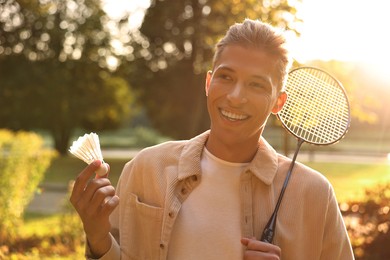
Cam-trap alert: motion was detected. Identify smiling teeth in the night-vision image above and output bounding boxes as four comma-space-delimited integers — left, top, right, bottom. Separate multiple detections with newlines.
221, 110, 248, 121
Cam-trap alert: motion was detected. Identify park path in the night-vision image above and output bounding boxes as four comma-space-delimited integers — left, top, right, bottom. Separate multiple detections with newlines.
27, 150, 389, 214
27, 183, 69, 214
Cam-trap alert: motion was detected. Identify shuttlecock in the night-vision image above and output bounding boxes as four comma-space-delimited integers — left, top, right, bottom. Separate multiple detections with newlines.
69, 132, 109, 177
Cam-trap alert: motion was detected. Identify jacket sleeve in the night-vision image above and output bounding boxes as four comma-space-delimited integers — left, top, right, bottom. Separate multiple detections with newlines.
85, 232, 120, 260
320, 186, 355, 260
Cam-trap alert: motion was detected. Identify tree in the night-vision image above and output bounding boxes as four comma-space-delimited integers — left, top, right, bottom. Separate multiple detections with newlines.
0, 0, 137, 154
0, 130, 56, 243
120, 0, 302, 139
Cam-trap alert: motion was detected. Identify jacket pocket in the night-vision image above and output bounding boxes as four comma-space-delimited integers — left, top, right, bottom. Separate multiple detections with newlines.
120, 192, 164, 260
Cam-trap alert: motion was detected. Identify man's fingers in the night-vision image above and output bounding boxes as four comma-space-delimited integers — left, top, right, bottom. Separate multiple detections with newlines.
241, 237, 250, 246
101, 195, 120, 217
77, 178, 111, 205
88, 183, 116, 210
241, 237, 257, 246
242, 238, 269, 251
241, 237, 281, 257
70, 160, 103, 203
95, 162, 110, 179
244, 250, 279, 260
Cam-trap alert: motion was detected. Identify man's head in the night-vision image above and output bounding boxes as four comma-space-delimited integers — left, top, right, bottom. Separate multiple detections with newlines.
204, 19, 290, 157
212, 19, 291, 92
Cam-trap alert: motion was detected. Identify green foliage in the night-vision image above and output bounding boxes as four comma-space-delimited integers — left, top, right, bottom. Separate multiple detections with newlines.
1, 186, 86, 258
341, 183, 390, 259
56, 184, 86, 256
122, 0, 302, 139
1, 211, 85, 259
0, 0, 138, 154
0, 129, 57, 244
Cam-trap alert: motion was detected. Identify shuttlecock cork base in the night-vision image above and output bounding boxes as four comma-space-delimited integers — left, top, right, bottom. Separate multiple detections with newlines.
69, 132, 109, 177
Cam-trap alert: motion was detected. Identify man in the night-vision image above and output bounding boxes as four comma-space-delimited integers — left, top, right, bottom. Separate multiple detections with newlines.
70, 19, 354, 259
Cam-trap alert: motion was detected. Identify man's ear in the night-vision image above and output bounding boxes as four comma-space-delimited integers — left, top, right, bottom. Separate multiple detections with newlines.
205, 70, 212, 96
271, 91, 287, 114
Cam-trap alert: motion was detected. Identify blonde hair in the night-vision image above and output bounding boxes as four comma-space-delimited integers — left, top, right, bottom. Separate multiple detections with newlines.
213, 19, 292, 91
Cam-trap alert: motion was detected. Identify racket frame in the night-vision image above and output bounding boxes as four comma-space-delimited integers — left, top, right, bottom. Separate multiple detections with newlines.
278, 66, 351, 146
260, 66, 351, 243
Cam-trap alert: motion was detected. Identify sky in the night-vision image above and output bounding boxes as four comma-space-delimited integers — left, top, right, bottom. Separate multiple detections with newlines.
289, 0, 390, 83
292, 0, 390, 63
103, 0, 390, 82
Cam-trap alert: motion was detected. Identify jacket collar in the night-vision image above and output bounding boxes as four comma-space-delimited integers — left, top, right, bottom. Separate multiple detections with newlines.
177, 131, 209, 180
247, 137, 279, 185
178, 130, 279, 185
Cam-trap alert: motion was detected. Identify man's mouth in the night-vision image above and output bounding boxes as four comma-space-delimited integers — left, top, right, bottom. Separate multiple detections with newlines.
220, 109, 249, 121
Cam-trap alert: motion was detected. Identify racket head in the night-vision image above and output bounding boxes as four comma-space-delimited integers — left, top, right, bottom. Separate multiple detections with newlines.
277, 67, 351, 145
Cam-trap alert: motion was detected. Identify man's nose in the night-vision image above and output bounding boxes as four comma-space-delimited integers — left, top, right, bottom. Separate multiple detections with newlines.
227, 83, 248, 105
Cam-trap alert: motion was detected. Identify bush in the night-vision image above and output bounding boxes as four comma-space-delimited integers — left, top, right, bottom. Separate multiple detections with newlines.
341, 183, 390, 259
1, 182, 86, 259
57, 181, 86, 254
0, 129, 57, 244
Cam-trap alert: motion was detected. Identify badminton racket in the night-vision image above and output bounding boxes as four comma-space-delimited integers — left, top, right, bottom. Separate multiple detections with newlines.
260, 66, 351, 243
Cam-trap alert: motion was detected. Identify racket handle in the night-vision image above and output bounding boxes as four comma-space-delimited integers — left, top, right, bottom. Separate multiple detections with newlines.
260, 227, 274, 243
260, 139, 304, 244
260, 212, 277, 243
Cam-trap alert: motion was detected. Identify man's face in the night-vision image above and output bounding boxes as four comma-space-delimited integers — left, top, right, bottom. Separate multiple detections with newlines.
205, 45, 286, 145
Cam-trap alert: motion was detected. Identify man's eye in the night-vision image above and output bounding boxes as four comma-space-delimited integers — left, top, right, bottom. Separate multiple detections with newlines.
250, 82, 263, 88
219, 74, 232, 80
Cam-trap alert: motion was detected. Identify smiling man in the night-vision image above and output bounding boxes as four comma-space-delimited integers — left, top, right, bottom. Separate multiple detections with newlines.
205, 44, 286, 163
70, 19, 354, 260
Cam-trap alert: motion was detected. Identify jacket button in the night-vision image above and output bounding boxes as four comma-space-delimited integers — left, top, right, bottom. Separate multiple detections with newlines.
160, 243, 165, 249
168, 211, 175, 218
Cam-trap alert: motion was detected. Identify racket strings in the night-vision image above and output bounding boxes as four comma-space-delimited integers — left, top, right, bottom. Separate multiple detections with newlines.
285, 73, 348, 142
279, 68, 350, 144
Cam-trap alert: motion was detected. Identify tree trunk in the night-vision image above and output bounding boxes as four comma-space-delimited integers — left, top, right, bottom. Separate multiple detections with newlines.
52, 127, 72, 155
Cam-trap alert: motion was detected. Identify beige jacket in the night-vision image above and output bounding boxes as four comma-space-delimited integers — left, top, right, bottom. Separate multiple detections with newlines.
93, 130, 354, 260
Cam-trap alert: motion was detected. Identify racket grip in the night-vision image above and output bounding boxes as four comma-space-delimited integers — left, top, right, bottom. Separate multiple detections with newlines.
260, 211, 277, 243
260, 227, 274, 243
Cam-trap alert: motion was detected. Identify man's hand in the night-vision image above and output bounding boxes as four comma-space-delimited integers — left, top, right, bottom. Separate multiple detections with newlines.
70, 160, 119, 258
241, 237, 281, 260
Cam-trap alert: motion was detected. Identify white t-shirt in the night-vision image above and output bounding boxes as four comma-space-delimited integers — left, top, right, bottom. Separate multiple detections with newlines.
168, 148, 249, 260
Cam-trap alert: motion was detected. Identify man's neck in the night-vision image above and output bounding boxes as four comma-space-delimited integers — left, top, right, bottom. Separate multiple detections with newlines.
205, 133, 260, 163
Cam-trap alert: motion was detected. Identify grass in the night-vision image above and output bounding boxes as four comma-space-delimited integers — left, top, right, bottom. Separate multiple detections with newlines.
305, 162, 390, 202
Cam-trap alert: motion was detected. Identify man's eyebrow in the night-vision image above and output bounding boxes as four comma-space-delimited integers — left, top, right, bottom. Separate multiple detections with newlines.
252, 74, 271, 83
214, 65, 235, 72
214, 64, 272, 85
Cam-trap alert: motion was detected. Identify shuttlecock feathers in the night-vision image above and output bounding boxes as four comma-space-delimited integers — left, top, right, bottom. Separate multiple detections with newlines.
69, 132, 108, 176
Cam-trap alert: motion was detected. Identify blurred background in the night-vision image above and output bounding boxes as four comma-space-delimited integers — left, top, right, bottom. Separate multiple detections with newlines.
0, 0, 389, 259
